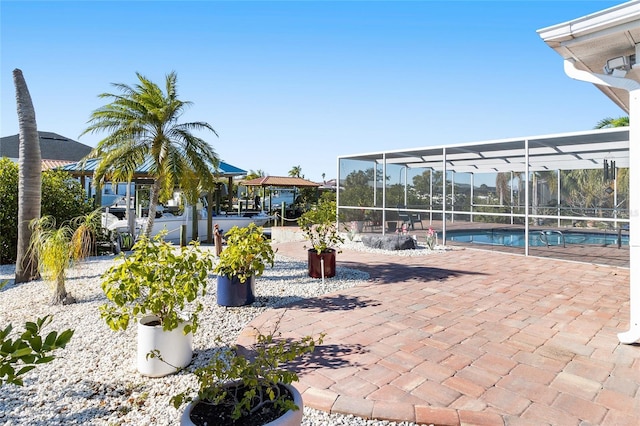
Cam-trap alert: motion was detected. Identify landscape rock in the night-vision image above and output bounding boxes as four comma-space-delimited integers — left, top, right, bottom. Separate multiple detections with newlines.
361, 234, 416, 251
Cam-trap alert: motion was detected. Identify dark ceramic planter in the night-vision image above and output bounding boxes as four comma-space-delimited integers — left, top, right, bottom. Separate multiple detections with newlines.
216, 274, 256, 306
180, 382, 304, 426
307, 248, 336, 279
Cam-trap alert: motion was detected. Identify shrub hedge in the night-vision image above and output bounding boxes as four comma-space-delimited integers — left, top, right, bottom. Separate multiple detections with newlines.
0, 158, 93, 264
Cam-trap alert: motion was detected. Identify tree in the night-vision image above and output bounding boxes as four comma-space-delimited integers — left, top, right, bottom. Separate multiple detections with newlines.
594, 116, 630, 215
29, 216, 76, 304
29, 212, 98, 305
0, 159, 19, 264
13, 69, 41, 283
245, 169, 265, 180
41, 170, 93, 224
80, 71, 219, 237
339, 169, 374, 209
288, 165, 303, 178
595, 116, 629, 128
0, 163, 93, 265
495, 172, 511, 206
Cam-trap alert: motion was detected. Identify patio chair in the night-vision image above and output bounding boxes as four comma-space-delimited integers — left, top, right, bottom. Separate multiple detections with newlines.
398, 210, 423, 230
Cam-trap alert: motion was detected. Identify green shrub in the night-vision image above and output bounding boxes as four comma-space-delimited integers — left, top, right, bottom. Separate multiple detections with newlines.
0, 310, 74, 387
100, 234, 214, 333
0, 158, 19, 264
214, 223, 275, 284
297, 198, 344, 254
171, 316, 324, 421
0, 159, 93, 265
41, 170, 94, 225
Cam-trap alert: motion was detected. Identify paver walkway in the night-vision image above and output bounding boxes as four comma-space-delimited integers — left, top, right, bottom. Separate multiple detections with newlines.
238, 241, 639, 426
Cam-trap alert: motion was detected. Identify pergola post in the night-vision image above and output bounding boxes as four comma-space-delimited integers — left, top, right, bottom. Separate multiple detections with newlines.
562, 60, 639, 344
620, 87, 640, 344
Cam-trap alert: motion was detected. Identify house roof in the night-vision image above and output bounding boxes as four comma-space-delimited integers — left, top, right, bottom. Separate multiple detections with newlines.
242, 176, 320, 188
0, 131, 93, 161
61, 157, 247, 178
537, 1, 640, 112
41, 159, 75, 171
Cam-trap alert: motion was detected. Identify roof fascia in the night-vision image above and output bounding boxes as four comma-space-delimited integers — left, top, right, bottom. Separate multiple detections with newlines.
537, 1, 640, 43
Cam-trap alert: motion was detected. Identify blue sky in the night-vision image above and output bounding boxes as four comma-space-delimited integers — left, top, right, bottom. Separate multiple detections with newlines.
1, 0, 626, 182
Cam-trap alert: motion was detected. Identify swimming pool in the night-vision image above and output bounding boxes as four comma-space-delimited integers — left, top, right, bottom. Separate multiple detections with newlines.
446, 228, 629, 247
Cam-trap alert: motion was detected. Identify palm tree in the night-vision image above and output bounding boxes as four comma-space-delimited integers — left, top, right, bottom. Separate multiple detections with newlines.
245, 169, 265, 180
594, 116, 630, 215
288, 165, 303, 178
595, 116, 629, 128
80, 71, 219, 237
495, 172, 511, 206
13, 69, 41, 283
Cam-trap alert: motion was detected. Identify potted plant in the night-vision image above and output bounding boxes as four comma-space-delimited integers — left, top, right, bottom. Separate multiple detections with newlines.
213, 223, 275, 307
171, 321, 324, 425
100, 233, 214, 377
297, 197, 344, 279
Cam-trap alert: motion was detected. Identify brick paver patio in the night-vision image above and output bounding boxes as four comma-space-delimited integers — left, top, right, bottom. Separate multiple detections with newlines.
238, 241, 639, 426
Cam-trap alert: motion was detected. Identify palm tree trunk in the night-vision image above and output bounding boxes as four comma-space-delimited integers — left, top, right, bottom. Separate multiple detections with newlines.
144, 179, 162, 237
13, 69, 41, 283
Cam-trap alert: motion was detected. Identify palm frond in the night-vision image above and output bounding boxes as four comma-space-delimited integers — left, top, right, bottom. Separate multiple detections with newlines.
81, 71, 220, 213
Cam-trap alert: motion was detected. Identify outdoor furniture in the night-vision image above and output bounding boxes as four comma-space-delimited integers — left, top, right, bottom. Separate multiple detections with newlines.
398, 211, 423, 230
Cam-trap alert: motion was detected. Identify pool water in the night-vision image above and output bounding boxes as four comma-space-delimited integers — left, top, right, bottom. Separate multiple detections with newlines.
446, 229, 629, 247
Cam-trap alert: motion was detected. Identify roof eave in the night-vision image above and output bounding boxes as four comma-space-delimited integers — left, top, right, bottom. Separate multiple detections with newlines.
537, 1, 640, 114
537, 2, 640, 46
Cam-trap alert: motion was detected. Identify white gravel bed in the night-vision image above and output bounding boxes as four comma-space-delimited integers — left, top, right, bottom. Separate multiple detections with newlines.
0, 251, 429, 426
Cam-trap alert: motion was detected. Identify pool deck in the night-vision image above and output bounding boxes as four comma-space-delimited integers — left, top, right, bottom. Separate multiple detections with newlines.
238, 239, 638, 425
366, 221, 630, 268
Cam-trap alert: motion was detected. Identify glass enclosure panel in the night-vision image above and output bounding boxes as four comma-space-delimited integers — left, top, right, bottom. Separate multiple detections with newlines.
405, 167, 429, 209
336, 132, 629, 266
384, 163, 406, 208
452, 172, 471, 222
551, 168, 630, 225
339, 159, 376, 207
471, 172, 513, 224
338, 158, 379, 228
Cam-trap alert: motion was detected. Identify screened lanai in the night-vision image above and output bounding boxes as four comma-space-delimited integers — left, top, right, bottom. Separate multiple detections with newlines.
337, 126, 629, 258
338, 0, 638, 346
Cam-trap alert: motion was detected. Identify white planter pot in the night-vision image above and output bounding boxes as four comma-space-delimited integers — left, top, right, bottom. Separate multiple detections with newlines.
137, 315, 193, 377
180, 383, 304, 426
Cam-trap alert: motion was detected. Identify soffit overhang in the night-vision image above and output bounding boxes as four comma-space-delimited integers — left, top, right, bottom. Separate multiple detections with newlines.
537, 0, 640, 113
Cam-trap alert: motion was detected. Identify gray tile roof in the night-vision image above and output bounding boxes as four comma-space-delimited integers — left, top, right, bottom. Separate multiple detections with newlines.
0, 131, 93, 161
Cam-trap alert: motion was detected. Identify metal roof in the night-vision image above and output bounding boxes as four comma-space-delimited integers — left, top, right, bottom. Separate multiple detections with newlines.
242, 176, 320, 187
60, 157, 247, 177
339, 127, 629, 174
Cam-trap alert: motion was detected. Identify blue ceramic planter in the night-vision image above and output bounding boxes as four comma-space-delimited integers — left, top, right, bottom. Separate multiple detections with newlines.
217, 275, 256, 306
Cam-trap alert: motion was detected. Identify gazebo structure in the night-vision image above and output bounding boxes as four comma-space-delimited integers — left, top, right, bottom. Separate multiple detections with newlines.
62, 157, 246, 208
61, 158, 247, 242
338, 1, 638, 344
242, 176, 320, 222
